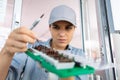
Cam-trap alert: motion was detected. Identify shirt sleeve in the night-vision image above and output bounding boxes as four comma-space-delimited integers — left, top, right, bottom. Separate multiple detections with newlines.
6, 66, 17, 80
75, 76, 81, 80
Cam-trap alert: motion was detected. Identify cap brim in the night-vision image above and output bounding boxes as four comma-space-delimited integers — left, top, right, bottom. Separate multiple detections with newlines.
49, 17, 76, 27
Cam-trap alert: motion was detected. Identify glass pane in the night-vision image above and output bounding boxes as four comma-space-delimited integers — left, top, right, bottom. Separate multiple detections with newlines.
82, 0, 101, 62
81, 0, 106, 79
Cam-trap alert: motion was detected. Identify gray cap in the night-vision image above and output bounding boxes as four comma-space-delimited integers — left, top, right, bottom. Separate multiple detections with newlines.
49, 5, 76, 26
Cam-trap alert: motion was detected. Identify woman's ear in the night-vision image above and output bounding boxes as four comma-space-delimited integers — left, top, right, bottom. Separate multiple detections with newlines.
49, 25, 52, 32
49, 24, 52, 28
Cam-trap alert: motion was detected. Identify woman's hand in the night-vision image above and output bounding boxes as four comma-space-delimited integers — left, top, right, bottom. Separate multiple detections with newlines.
2, 27, 36, 57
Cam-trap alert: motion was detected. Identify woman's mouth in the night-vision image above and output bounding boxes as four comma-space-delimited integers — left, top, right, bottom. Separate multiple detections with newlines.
58, 39, 66, 43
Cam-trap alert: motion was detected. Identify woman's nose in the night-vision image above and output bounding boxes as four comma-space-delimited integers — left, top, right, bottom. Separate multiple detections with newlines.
59, 30, 66, 36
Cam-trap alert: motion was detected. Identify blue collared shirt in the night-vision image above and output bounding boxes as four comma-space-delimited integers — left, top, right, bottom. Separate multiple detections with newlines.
6, 39, 88, 80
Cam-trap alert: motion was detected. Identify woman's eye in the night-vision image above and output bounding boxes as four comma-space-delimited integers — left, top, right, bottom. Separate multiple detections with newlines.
65, 26, 73, 30
52, 25, 60, 30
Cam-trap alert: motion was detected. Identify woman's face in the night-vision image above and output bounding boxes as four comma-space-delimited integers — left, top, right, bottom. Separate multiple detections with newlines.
49, 21, 75, 50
